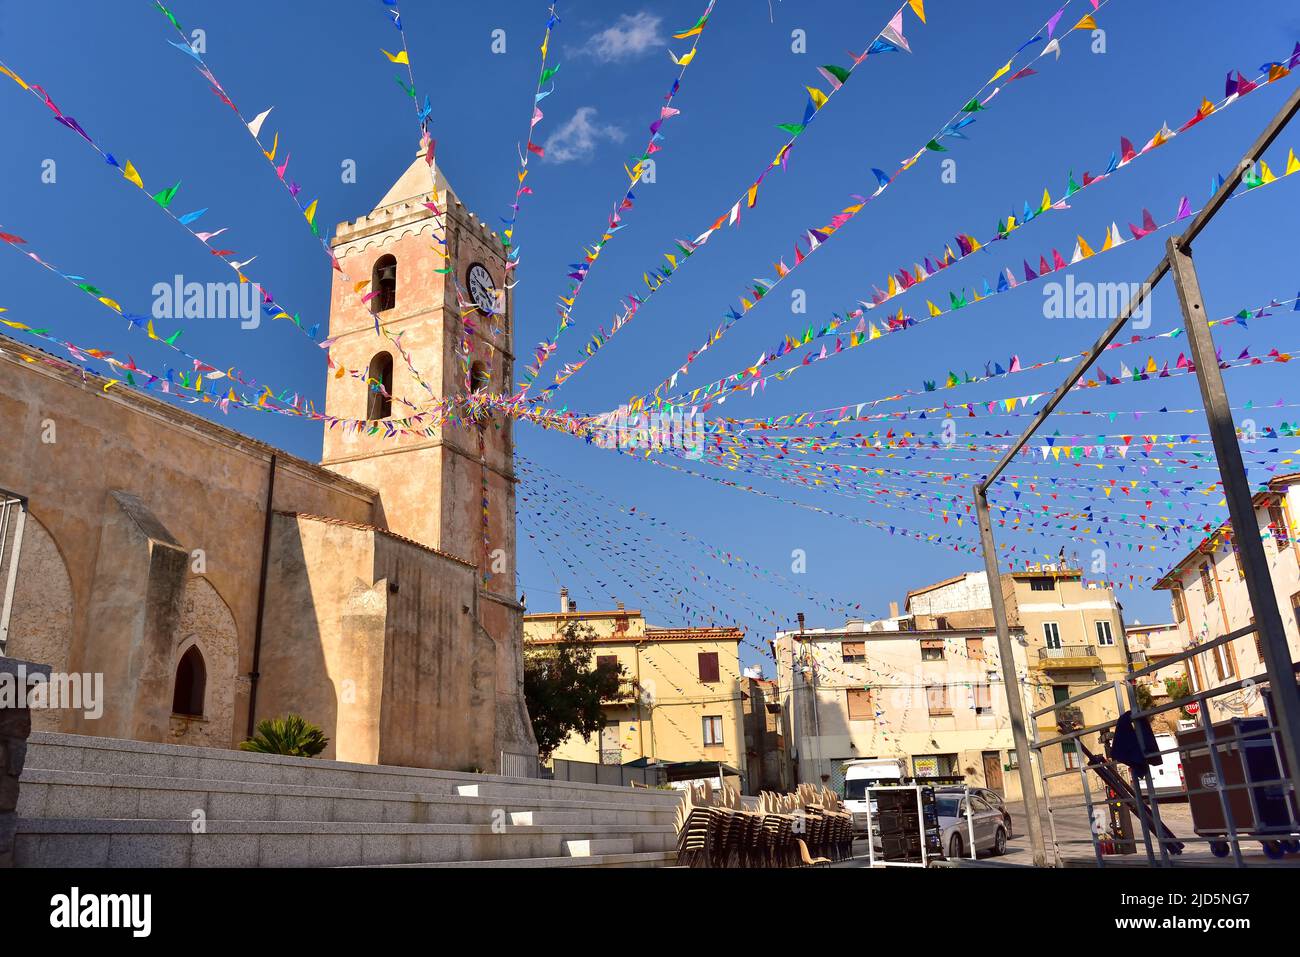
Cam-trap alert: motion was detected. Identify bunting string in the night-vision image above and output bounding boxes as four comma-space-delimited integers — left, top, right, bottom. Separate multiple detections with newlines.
514, 0, 717, 401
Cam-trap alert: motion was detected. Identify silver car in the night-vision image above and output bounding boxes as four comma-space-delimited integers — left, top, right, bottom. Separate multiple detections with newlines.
935, 791, 1008, 859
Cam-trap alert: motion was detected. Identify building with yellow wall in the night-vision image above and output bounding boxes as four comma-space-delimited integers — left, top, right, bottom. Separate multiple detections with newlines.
522, 602, 746, 783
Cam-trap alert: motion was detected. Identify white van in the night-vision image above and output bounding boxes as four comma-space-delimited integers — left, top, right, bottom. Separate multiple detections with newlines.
1146, 732, 1185, 798
842, 758, 907, 835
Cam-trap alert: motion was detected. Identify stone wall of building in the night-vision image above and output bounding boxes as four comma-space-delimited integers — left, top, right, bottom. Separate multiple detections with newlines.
0, 334, 374, 749
2, 515, 72, 733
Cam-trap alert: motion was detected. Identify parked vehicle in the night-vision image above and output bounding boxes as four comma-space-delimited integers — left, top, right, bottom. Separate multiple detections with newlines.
941, 785, 1012, 839
842, 758, 906, 835
1145, 732, 1186, 799
935, 792, 1008, 858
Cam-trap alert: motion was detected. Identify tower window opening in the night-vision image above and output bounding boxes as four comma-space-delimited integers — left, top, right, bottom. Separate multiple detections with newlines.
367, 352, 394, 420
372, 254, 397, 312
470, 361, 490, 394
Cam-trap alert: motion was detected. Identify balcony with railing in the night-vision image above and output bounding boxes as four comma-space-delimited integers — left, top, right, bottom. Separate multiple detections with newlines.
1035, 643, 1102, 669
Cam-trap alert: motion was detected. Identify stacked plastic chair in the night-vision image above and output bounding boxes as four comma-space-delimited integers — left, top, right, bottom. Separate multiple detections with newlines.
673, 781, 853, 868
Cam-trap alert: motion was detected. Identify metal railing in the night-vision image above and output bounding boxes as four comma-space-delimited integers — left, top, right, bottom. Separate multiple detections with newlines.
1027, 623, 1300, 868
1039, 645, 1098, 661
0, 489, 28, 656
499, 750, 540, 779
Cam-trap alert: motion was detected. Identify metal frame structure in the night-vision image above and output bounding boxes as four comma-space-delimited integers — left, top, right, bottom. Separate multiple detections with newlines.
974, 84, 1300, 867
862, 783, 979, 867
0, 488, 28, 656
1027, 626, 1300, 866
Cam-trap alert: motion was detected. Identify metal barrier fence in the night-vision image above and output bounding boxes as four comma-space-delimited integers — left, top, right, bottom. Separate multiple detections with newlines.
546, 758, 664, 787
0, 489, 27, 656
1030, 623, 1300, 867
498, 750, 540, 779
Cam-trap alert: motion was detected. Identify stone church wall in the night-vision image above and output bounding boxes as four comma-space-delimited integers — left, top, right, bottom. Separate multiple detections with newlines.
0, 338, 378, 747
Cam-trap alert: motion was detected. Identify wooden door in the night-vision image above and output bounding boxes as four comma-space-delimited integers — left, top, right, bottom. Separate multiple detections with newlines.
982, 751, 1004, 794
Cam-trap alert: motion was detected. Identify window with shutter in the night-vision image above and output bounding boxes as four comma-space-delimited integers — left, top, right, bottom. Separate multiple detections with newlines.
698, 652, 720, 683
926, 684, 951, 715
972, 684, 992, 712
841, 641, 866, 662
920, 638, 945, 661
965, 637, 985, 660
846, 688, 872, 720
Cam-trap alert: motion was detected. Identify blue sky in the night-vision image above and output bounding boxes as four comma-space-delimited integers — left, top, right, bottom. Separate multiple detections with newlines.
3, 1, 1299, 671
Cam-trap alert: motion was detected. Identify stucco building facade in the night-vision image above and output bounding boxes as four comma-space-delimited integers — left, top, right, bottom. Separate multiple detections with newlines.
0, 151, 537, 772
775, 567, 1131, 800
522, 603, 746, 782
1154, 472, 1300, 723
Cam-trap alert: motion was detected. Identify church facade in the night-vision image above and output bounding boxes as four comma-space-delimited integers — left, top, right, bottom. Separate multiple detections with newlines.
0, 151, 538, 772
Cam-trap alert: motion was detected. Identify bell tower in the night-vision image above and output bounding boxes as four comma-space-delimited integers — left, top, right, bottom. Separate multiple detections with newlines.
321, 147, 535, 764
321, 146, 515, 587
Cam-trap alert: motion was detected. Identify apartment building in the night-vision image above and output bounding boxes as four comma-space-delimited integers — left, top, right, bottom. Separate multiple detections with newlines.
773, 609, 1032, 800
522, 599, 747, 783
1153, 472, 1300, 722
741, 673, 790, 793
775, 566, 1131, 799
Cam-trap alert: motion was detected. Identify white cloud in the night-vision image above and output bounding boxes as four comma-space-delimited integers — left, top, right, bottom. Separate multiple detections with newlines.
582, 12, 663, 62
543, 107, 626, 164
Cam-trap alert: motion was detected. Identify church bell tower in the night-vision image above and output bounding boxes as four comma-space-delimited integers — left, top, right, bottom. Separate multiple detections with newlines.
320, 147, 535, 764
321, 146, 515, 588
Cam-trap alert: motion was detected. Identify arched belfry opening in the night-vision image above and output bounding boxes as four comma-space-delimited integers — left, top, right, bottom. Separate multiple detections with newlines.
367, 352, 394, 420
372, 254, 397, 312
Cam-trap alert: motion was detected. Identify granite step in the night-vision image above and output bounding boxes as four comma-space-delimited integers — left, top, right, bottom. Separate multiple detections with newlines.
564, 838, 635, 857
26, 732, 682, 810
18, 768, 674, 828
14, 818, 677, 868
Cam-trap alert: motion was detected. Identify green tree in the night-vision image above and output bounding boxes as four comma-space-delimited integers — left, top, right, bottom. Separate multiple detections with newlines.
1135, 682, 1155, 712
1164, 674, 1193, 720
524, 621, 626, 760
239, 714, 330, 757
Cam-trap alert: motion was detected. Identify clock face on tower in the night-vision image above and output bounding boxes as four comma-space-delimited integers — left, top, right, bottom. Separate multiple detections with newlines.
467, 263, 497, 315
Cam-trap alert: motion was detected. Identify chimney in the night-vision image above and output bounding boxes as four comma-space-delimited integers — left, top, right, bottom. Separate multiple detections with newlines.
796, 612, 806, 633
559, 587, 569, 613
889, 601, 900, 618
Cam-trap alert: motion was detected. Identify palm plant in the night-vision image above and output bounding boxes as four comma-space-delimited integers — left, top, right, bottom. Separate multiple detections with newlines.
239, 714, 329, 757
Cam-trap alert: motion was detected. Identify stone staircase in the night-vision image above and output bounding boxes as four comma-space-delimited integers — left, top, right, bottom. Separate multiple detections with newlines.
14, 732, 680, 868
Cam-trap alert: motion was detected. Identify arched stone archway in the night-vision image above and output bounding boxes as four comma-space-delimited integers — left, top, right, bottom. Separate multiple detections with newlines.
168, 577, 240, 748
5, 512, 74, 732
